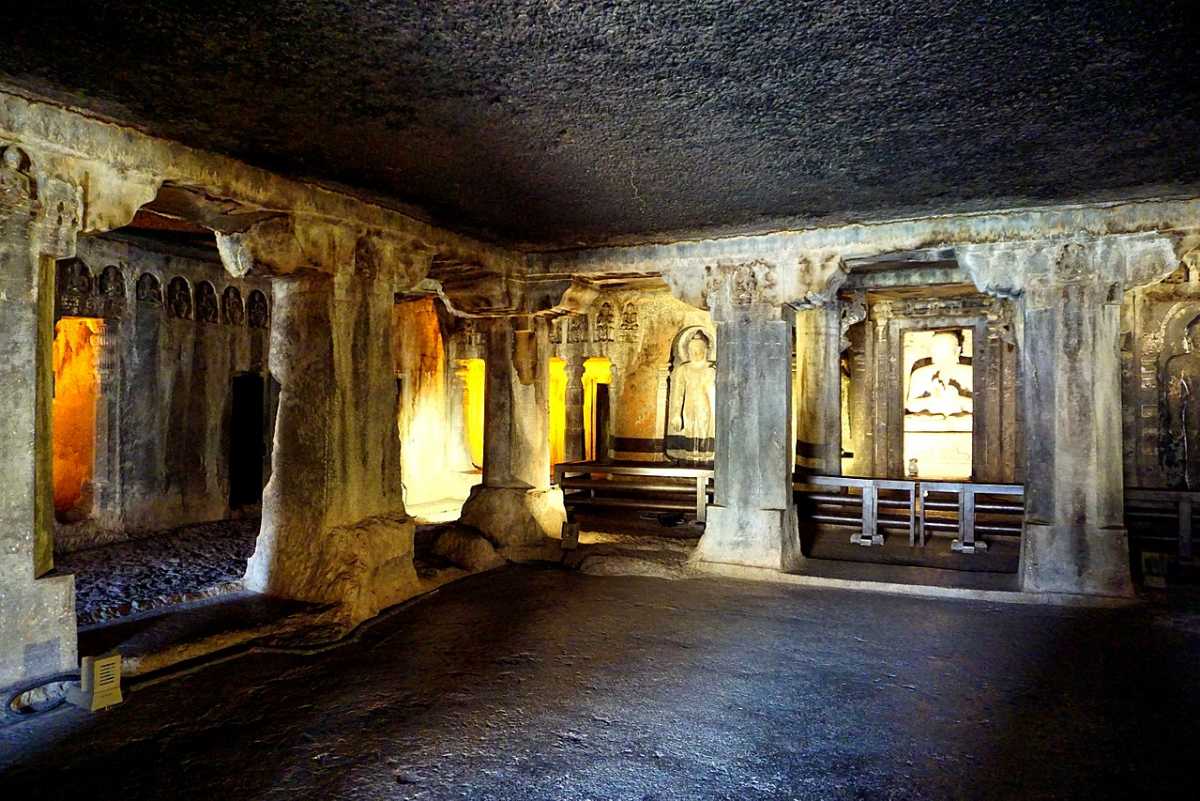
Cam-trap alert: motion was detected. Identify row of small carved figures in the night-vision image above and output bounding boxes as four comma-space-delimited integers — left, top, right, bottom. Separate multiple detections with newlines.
551, 302, 640, 344
57, 261, 269, 328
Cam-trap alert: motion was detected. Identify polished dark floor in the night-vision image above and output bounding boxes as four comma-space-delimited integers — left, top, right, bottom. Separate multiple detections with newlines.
3, 567, 1198, 800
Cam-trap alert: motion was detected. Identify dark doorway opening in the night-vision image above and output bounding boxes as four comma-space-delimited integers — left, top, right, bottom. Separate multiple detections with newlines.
593, 383, 611, 463
230, 373, 265, 508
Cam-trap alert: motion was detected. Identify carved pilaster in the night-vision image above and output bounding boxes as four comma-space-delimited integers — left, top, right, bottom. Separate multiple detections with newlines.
958, 234, 1181, 596
0, 142, 82, 686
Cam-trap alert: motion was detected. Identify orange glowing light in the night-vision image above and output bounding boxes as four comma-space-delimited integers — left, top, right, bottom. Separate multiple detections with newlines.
548, 358, 567, 467
458, 358, 486, 468
582, 357, 612, 461
52, 317, 102, 518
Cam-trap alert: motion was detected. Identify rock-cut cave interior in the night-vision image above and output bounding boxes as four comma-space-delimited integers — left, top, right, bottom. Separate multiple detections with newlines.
1, 3, 1200, 799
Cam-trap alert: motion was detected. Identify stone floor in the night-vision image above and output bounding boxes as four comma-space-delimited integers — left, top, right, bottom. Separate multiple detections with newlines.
57, 519, 259, 626
4, 566, 1199, 800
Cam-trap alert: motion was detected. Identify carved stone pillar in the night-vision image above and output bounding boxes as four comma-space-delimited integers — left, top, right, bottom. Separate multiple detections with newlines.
961, 233, 1180, 596
230, 223, 420, 626
89, 323, 120, 527
794, 304, 842, 475
1020, 268, 1130, 594
693, 260, 803, 571
0, 144, 80, 687
564, 358, 586, 463
460, 316, 566, 546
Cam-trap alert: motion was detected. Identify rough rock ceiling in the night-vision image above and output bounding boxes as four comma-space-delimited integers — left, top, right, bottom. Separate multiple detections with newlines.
4, 1, 1198, 248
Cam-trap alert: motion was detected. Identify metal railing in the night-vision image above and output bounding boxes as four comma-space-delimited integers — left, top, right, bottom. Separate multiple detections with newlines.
793, 475, 917, 546
794, 474, 1024, 553
919, 482, 1023, 553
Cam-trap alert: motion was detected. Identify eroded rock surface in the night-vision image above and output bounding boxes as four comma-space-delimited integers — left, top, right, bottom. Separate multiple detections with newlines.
57, 518, 258, 627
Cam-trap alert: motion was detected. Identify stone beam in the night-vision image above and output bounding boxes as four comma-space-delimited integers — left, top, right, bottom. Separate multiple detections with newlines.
0, 88, 519, 274
215, 215, 434, 289
529, 199, 1200, 297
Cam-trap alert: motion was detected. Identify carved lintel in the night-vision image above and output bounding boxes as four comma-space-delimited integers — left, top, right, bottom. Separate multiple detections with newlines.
216, 215, 431, 289
959, 233, 1182, 302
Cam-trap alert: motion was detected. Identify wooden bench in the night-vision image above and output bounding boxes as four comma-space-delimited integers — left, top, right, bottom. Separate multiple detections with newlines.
555, 461, 714, 522
1125, 488, 1199, 561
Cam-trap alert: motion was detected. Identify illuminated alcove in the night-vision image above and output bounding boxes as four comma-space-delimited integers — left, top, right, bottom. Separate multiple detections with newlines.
394, 297, 448, 503
457, 358, 486, 468
901, 328, 973, 480
549, 357, 567, 467
582, 357, 612, 461
52, 317, 103, 522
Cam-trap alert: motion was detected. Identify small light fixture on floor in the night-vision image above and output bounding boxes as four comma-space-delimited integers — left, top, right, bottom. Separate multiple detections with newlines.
67, 654, 123, 712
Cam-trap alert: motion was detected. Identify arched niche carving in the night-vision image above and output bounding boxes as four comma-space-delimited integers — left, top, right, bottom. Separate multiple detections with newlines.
594, 302, 615, 343
619, 301, 640, 341
136, 273, 162, 305
97, 265, 126, 318
223, 286, 245, 326
665, 324, 717, 464
56, 258, 94, 318
1156, 303, 1200, 488
247, 289, 270, 329
567, 313, 588, 344
195, 281, 219, 324
166, 276, 193, 319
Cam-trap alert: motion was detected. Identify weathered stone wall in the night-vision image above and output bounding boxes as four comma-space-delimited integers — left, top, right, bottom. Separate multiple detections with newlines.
53, 236, 272, 551
392, 297, 449, 504
1120, 257, 1200, 489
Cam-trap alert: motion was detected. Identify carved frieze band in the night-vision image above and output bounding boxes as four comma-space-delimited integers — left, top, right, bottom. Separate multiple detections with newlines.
55, 258, 269, 328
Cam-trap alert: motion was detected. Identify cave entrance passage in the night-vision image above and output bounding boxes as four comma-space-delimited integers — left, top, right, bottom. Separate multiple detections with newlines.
52, 316, 104, 523
229, 373, 266, 508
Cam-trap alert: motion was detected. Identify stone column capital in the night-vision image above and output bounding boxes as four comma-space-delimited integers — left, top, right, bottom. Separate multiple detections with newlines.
700, 251, 847, 322
1, 143, 84, 259
216, 214, 433, 289
958, 232, 1182, 300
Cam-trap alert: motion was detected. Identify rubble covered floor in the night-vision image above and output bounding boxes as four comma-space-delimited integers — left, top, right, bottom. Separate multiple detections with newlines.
3, 567, 1198, 800
57, 519, 259, 626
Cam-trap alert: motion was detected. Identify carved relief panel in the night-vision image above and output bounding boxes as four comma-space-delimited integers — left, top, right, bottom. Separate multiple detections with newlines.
567, 313, 588, 344
136, 273, 162, 305
167, 277, 193, 320
223, 286, 245, 326
246, 290, 270, 329
594, 302, 614, 343
56, 259, 95, 318
665, 325, 717, 464
195, 282, 219, 324
1124, 272, 1200, 489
